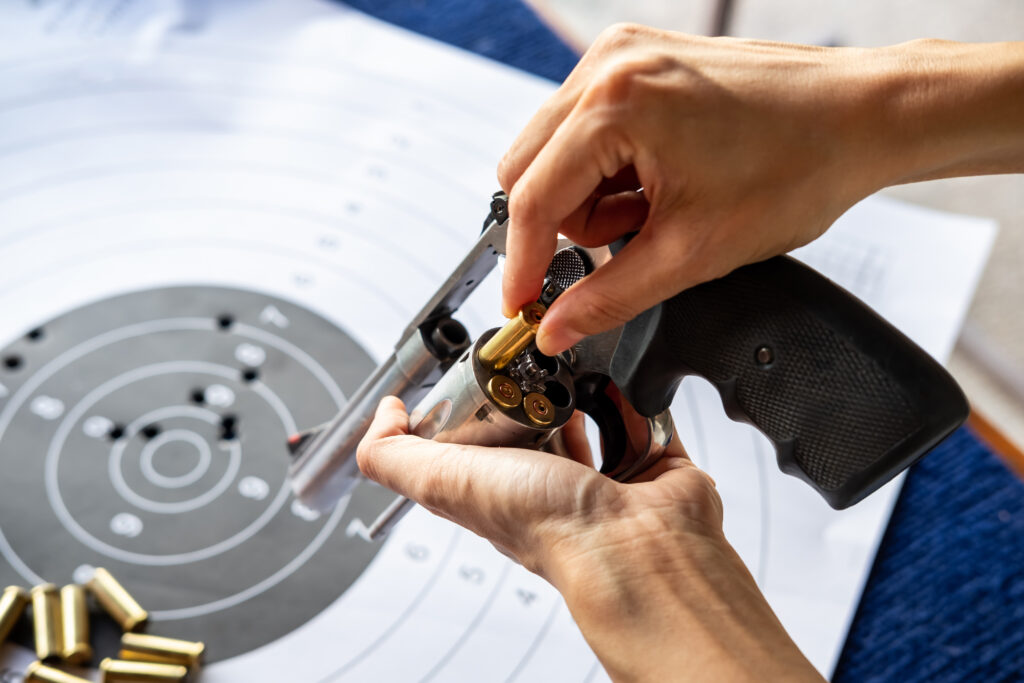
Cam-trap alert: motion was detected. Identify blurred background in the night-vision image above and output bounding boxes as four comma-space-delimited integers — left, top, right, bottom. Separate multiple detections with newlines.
529, 0, 1024, 463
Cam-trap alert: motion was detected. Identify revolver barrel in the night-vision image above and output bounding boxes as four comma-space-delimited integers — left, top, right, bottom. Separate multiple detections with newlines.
287, 330, 447, 511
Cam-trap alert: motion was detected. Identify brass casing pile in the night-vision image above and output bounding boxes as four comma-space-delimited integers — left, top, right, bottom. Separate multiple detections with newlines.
2, 568, 205, 683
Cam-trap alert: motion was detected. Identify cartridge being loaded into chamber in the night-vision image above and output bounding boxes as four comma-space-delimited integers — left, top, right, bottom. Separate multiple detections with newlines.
477, 302, 545, 370
86, 568, 148, 632
99, 658, 188, 682
24, 661, 93, 683
0, 585, 29, 646
31, 583, 62, 661
60, 584, 92, 664
120, 632, 205, 670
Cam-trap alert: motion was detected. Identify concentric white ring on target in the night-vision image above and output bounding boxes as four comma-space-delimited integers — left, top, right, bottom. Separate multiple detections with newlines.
109, 404, 242, 513
0, 310, 362, 621
0, 317, 345, 570
45, 361, 291, 564
139, 428, 213, 489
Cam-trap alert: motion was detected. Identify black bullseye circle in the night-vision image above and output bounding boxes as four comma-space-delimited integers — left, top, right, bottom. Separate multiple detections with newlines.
0, 286, 393, 662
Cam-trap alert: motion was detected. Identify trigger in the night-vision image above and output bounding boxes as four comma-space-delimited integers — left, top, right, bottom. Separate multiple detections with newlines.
574, 376, 627, 475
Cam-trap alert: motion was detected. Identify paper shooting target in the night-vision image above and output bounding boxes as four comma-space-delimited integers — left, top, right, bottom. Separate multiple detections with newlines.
0, 286, 396, 662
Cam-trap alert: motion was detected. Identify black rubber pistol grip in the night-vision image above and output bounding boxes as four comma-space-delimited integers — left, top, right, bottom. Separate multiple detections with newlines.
609, 255, 968, 509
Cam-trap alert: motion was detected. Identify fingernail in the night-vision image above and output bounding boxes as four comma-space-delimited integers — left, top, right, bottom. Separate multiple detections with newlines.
536, 325, 585, 356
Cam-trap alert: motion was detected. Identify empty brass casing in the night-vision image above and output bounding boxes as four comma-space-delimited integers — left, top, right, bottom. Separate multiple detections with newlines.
0, 586, 29, 646
60, 585, 92, 664
25, 661, 92, 683
120, 632, 205, 669
87, 568, 148, 632
478, 303, 546, 370
99, 658, 188, 682
31, 584, 62, 661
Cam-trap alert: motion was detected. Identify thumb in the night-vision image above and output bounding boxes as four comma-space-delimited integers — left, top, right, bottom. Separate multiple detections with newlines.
356, 397, 604, 564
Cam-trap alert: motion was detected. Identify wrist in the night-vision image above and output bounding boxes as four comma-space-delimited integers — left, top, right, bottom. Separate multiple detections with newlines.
858, 40, 1024, 186
545, 520, 821, 682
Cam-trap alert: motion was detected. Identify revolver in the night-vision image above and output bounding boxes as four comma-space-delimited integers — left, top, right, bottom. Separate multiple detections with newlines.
287, 192, 969, 539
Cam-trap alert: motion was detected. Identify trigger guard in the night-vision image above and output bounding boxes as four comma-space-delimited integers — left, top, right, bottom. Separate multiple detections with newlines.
574, 377, 675, 480
609, 409, 675, 482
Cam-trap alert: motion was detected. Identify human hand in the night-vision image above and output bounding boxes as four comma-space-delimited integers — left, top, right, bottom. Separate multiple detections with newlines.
499, 26, 1024, 355
357, 396, 823, 682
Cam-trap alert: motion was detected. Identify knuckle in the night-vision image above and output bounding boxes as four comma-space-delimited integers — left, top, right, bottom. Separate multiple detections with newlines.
413, 444, 469, 512
496, 153, 515, 190
507, 189, 541, 227
593, 22, 649, 51
585, 53, 678, 118
355, 436, 386, 481
498, 146, 532, 193
589, 61, 639, 106
357, 434, 420, 490
587, 117, 631, 178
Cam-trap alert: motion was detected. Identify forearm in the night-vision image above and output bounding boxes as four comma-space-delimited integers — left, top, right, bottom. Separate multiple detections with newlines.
549, 526, 824, 683
867, 40, 1024, 184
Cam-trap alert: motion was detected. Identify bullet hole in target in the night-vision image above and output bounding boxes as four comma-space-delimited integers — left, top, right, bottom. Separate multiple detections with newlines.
241, 368, 260, 383
141, 424, 162, 440
220, 414, 238, 441
2, 355, 21, 370
26, 327, 44, 341
108, 424, 126, 440
190, 388, 206, 404
217, 314, 234, 331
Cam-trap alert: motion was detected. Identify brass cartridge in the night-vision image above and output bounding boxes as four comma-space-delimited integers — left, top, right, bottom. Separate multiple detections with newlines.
523, 392, 555, 426
99, 658, 188, 682
120, 632, 205, 669
86, 568, 148, 632
0, 586, 29, 646
478, 302, 545, 370
25, 661, 92, 683
486, 375, 522, 409
60, 585, 92, 664
31, 584, 62, 661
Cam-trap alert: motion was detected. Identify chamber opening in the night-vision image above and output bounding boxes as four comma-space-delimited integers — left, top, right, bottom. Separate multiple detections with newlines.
544, 380, 571, 409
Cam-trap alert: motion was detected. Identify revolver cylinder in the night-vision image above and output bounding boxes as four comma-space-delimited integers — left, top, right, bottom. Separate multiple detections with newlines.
360, 331, 576, 539
412, 330, 574, 449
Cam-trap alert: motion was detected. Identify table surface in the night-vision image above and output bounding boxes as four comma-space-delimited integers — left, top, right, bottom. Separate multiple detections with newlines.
340, 2, 1024, 680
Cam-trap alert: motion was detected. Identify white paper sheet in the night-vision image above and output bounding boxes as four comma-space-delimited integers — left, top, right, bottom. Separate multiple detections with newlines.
0, 1, 996, 680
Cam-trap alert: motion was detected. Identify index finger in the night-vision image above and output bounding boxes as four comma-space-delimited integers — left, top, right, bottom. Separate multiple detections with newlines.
503, 108, 630, 315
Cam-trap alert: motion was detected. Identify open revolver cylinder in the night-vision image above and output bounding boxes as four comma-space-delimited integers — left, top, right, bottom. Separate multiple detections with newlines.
288, 192, 969, 541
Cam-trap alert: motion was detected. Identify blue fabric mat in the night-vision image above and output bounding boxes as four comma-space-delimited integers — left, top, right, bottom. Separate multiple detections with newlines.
341, 2, 1024, 679
344, 0, 579, 82
835, 427, 1024, 682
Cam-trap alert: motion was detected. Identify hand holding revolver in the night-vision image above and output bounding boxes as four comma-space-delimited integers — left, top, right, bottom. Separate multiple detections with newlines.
322, 27, 1023, 683
358, 397, 824, 682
